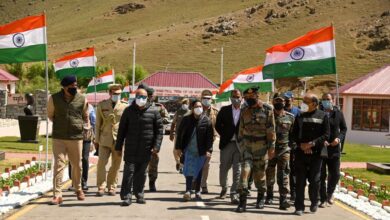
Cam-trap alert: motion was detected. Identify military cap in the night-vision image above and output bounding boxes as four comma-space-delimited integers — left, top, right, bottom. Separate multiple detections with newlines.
273, 93, 284, 101
201, 89, 213, 98
60, 75, 77, 87
181, 98, 189, 104
108, 84, 123, 93
243, 86, 259, 95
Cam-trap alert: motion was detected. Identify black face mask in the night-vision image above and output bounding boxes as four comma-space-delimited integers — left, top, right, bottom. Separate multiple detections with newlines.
274, 102, 284, 111
246, 98, 257, 107
68, 87, 77, 96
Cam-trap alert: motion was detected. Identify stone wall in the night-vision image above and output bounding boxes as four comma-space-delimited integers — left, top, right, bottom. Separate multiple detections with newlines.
34, 90, 49, 120
5, 105, 25, 119
0, 90, 6, 119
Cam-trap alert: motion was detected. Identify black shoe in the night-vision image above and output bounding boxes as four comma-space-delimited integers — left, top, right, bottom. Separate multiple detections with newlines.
310, 204, 318, 213
149, 181, 156, 192
255, 193, 265, 209
319, 201, 326, 208
201, 187, 209, 194
136, 197, 146, 204
290, 192, 296, 202
219, 187, 227, 199
279, 196, 291, 210
179, 168, 183, 174
265, 193, 273, 205
121, 199, 132, 206
176, 163, 180, 171
231, 196, 239, 204
82, 185, 89, 192
195, 192, 202, 200
235, 194, 247, 213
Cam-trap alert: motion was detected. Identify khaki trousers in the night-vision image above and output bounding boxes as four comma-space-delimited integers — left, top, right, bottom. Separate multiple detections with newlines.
96, 145, 122, 190
53, 139, 83, 197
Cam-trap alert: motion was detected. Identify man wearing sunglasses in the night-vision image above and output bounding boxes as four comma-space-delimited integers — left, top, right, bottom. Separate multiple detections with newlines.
292, 93, 330, 216
115, 88, 163, 206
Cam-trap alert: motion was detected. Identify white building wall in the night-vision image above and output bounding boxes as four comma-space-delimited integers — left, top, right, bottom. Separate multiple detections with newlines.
342, 95, 390, 146
0, 82, 16, 94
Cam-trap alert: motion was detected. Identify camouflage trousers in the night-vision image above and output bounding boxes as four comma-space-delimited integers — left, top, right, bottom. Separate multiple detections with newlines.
238, 141, 268, 195
265, 149, 290, 197
147, 153, 159, 182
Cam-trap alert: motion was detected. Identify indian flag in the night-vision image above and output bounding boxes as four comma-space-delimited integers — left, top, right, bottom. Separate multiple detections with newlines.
54, 48, 96, 79
217, 66, 274, 102
86, 69, 114, 93
0, 14, 46, 64
121, 82, 131, 100
263, 25, 336, 79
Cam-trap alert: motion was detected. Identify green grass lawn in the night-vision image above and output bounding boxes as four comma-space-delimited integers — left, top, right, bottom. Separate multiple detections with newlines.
341, 143, 390, 163
0, 158, 28, 172
342, 168, 390, 188
0, 136, 52, 153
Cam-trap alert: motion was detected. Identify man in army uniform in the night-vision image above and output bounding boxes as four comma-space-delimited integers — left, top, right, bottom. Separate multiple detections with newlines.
138, 83, 169, 192
236, 87, 276, 213
170, 98, 191, 173
200, 89, 219, 194
95, 84, 128, 196
265, 93, 295, 210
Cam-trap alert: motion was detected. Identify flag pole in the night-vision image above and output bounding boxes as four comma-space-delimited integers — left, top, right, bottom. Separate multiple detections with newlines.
220, 46, 224, 85
94, 49, 97, 106
43, 11, 49, 180
331, 23, 340, 108
132, 42, 136, 91
113, 68, 115, 84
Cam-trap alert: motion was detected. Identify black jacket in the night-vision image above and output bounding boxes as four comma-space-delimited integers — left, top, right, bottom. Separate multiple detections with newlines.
175, 114, 214, 156
326, 107, 347, 158
292, 109, 330, 156
215, 105, 240, 150
115, 102, 163, 162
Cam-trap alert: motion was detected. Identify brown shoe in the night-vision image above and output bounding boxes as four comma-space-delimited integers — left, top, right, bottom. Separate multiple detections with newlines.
50, 196, 63, 205
96, 189, 104, 197
76, 190, 85, 201
107, 189, 116, 196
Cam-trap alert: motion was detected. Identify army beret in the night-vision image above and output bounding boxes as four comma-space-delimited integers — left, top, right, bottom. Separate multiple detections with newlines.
243, 86, 259, 95
60, 75, 77, 87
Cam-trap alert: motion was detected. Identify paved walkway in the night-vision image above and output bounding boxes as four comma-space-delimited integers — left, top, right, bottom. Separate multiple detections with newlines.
0, 121, 52, 137
5, 138, 365, 220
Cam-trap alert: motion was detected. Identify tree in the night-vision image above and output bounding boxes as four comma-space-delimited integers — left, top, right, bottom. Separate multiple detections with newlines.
126, 64, 149, 85
5, 63, 25, 79
115, 74, 126, 86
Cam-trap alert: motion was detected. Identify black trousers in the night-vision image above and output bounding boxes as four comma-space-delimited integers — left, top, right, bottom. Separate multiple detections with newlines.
120, 160, 150, 200
294, 153, 322, 211
320, 156, 340, 202
289, 149, 296, 197
69, 141, 91, 187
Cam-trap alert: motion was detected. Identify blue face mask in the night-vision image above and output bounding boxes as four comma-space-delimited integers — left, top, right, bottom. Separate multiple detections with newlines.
321, 100, 333, 110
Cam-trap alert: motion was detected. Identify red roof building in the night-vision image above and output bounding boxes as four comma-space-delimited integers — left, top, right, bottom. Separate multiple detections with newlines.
140, 71, 218, 97
0, 68, 19, 94
337, 64, 390, 146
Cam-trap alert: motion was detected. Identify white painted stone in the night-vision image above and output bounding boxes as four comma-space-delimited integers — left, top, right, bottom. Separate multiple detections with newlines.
358, 196, 369, 202
20, 182, 28, 190
370, 200, 383, 207
348, 191, 358, 198
346, 176, 353, 181
1, 173, 9, 179
384, 206, 390, 213
339, 187, 348, 194
16, 167, 24, 172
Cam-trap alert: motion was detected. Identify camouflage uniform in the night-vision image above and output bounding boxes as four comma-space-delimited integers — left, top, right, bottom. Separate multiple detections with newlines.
265, 110, 294, 207
148, 101, 169, 184
237, 98, 276, 211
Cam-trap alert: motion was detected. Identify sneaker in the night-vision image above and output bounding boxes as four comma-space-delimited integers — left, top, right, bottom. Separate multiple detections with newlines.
294, 210, 303, 216
183, 191, 191, 201
50, 196, 63, 205
201, 187, 209, 194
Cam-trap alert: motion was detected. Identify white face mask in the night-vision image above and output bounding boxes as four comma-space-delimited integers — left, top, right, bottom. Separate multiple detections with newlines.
202, 98, 212, 107
111, 94, 120, 102
300, 103, 309, 113
194, 107, 203, 116
136, 98, 147, 107
182, 104, 189, 110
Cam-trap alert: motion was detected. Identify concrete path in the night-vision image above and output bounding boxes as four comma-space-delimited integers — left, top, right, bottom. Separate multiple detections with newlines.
0, 121, 52, 137
5, 137, 366, 220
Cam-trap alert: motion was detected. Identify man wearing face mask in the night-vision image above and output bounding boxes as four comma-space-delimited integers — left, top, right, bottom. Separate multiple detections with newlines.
95, 84, 128, 197
200, 89, 219, 194
265, 93, 295, 210
291, 93, 330, 216
116, 88, 163, 206
319, 93, 347, 208
215, 89, 242, 204
236, 87, 276, 213
282, 91, 300, 202
47, 75, 89, 205
138, 83, 169, 192
170, 98, 191, 173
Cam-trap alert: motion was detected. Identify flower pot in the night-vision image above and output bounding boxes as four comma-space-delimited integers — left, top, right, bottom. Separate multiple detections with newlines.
2, 185, 10, 192
13, 180, 20, 187
340, 181, 345, 187
26, 160, 31, 165
22, 176, 31, 187
11, 165, 17, 170
370, 181, 376, 188
4, 167, 10, 173
357, 189, 364, 197
368, 193, 376, 201
347, 185, 354, 191
32, 157, 37, 161
382, 200, 389, 208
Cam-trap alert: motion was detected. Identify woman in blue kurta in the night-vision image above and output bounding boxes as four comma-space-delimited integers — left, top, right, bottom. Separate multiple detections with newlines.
175, 100, 214, 201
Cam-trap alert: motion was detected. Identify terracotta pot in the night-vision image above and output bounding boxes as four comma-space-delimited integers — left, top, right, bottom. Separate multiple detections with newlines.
2, 185, 10, 192
20, 162, 25, 167
340, 181, 345, 187
32, 157, 37, 161
357, 189, 364, 197
11, 165, 17, 170
368, 193, 376, 201
26, 160, 31, 164
380, 184, 386, 191
37, 171, 43, 176
370, 181, 376, 188
382, 200, 389, 207
4, 168, 10, 173
344, 172, 350, 177
347, 185, 354, 191
13, 180, 20, 187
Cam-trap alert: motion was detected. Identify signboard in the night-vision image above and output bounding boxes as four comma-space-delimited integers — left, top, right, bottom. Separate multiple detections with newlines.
153, 87, 217, 98
7, 94, 27, 105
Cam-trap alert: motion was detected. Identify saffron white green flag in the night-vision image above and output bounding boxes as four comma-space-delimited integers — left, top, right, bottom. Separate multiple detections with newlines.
0, 14, 46, 64
54, 48, 96, 79
217, 66, 274, 102
86, 69, 114, 93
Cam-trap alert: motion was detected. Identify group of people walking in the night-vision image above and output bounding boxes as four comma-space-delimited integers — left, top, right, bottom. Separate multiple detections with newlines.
48, 75, 347, 216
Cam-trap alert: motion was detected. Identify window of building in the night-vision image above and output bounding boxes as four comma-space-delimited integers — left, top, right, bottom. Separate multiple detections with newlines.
352, 98, 390, 132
